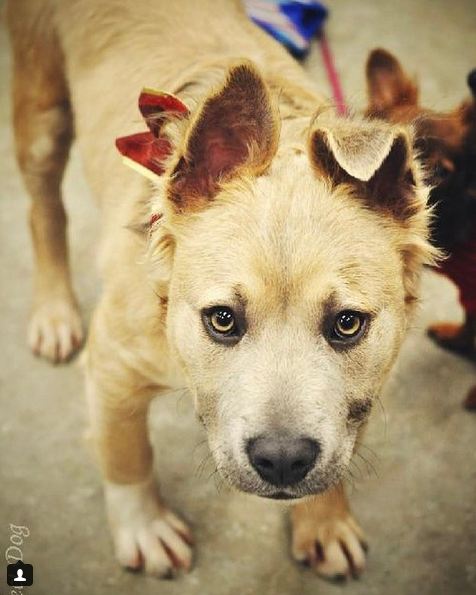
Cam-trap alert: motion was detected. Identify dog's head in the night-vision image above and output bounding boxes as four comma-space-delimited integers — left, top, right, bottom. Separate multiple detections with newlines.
147, 61, 435, 499
366, 48, 476, 252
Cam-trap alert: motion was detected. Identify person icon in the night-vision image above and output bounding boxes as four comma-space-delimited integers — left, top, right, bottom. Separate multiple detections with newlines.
7, 559, 34, 586
14, 568, 27, 582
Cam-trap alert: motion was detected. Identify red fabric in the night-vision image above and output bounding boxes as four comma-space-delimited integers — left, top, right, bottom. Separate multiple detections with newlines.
138, 90, 189, 136
115, 89, 189, 177
437, 225, 476, 314
115, 132, 172, 177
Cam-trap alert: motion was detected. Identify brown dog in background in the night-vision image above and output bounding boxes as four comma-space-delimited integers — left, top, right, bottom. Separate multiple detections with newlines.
7, 0, 435, 581
366, 49, 476, 409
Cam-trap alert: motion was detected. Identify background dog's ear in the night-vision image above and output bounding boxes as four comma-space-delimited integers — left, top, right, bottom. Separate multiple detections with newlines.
168, 61, 279, 210
366, 49, 418, 115
310, 118, 419, 220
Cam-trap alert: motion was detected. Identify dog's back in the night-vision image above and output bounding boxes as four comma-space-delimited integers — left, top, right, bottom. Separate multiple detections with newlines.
7, 0, 319, 210
4, 0, 324, 362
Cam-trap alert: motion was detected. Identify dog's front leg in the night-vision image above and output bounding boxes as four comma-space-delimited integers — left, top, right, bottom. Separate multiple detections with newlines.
291, 482, 367, 580
85, 346, 193, 578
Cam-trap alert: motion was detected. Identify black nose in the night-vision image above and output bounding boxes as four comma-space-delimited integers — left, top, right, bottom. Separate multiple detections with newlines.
247, 435, 319, 487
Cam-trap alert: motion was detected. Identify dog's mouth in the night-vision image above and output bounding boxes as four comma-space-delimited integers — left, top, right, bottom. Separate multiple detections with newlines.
233, 476, 334, 501
266, 491, 300, 500
208, 433, 354, 500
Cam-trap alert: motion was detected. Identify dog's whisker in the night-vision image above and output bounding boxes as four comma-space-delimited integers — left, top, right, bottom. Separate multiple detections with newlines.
349, 457, 365, 483
192, 438, 209, 455
375, 395, 388, 440
195, 453, 214, 479
355, 441, 380, 463
344, 468, 357, 494
355, 451, 379, 480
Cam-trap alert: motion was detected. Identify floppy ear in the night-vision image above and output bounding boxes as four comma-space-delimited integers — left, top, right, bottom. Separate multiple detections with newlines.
366, 49, 418, 115
310, 117, 418, 220
168, 61, 279, 210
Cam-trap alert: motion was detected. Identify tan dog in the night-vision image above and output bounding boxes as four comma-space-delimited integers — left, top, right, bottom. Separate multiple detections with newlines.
7, 0, 436, 581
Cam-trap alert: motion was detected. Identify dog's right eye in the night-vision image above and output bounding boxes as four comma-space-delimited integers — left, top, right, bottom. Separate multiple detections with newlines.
202, 306, 242, 344
329, 310, 368, 345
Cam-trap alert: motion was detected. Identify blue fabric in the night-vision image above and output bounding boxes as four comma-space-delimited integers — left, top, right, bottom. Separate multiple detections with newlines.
280, 2, 327, 40
244, 1, 328, 57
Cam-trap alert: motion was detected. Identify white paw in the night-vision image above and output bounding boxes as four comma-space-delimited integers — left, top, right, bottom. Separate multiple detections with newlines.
292, 513, 367, 581
105, 477, 193, 578
28, 296, 83, 363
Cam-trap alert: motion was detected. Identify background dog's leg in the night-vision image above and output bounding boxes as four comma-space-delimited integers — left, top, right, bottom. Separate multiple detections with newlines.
291, 482, 367, 581
427, 312, 476, 362
85, 338, 193, 578
7, 3, 82, 363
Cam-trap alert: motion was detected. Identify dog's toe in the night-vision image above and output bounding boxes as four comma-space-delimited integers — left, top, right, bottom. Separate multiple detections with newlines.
137, 528, 180, 577
28, 297, 83, 363
115, 530, 143, 570
292, 514, 367, 580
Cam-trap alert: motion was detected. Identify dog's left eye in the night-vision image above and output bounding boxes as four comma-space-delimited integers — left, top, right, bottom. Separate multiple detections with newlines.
331, 311, 367, 342
210, 308, 235, 333
202, 306, 242, 343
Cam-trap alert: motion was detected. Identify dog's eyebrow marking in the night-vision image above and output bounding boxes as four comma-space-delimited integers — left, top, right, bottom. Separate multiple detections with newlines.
347, 398, 373, 423
322, 290, 340, 314
232, 285, 248, 307
195, 284, 248, 311
320, 285, 380, 318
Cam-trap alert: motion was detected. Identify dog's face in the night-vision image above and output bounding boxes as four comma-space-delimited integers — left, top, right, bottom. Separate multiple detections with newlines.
366, 49, 476, 252
151, 62, 434, 499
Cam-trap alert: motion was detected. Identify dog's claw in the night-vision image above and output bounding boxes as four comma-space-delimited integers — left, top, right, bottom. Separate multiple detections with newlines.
292, 514, 367, 580
28, 296, 83, 363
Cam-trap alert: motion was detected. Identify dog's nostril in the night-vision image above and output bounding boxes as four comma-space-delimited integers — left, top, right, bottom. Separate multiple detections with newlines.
256, 457, 273, 470
247, 435, 320, 488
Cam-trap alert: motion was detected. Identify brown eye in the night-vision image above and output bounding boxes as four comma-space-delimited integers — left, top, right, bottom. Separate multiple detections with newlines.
333, 311, 366, 341
210, 308, 235, 333
202, 306, 244, 345
210, 308, 235, 334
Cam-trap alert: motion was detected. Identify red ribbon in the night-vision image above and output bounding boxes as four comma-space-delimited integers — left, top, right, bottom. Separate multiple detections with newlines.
115, 89, 189, 177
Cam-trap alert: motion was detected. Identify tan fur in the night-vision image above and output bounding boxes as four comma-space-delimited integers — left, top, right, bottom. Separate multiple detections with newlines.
292, 484, 367, 578
7, 0, 435, 581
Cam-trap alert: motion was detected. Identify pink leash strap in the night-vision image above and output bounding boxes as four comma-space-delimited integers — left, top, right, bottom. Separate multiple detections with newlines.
319, 32, 347, 116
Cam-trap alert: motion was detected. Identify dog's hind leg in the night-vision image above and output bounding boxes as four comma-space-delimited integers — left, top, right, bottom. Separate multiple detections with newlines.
6, 1, 82, 362
291, 483, 368, 580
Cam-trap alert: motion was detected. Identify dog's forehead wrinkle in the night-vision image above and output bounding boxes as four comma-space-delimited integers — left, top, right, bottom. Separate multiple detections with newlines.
173, 164, 404, 322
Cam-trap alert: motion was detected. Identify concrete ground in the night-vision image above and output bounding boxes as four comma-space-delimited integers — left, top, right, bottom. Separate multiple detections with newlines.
1, 1, 475, 594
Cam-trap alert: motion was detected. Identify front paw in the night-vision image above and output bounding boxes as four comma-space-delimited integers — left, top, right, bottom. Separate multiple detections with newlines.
105, 477, 193, 578
291, 505, 367, 581
28, 294, 83, 363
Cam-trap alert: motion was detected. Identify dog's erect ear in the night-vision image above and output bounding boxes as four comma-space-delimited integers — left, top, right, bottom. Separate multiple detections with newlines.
366, 49, 418, 114
168, 61, 279, 210
310, 118, 418, 220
